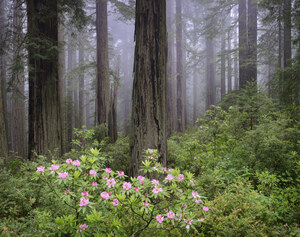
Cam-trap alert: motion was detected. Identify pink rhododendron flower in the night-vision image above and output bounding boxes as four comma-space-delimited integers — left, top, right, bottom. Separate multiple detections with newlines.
84, 173, 87, 176
92, 182, 98, 187
186, 225, 190, 229
164, 209, 168, 213
167, 211, 175, 219
81, 192, 88, 197
178, 189, 183, 193
122, 182, 131, 190
182, 204, 187, 208
134, 187, 140, 192
152, 187, 163, 194
101, 192, 109, 200
143, 201, 149, 207
36, 166, 45, 172
178, 174, 184, 181
192, 191, 200, 198
105, 168, 112, 173
184, 219, 193, 225
145, 193, 148, 197
176, 213, 183, 220
72, 160, 80, 166
153, 166, 158, 170
152, 179, 159, 185
79, 197, 89, 206
65, 190, 70, 195
165, 174, 174, 181
156, 215, 164, 224
107, 178, 116, 188
168, 168, 173, 172
49, 164, 59, 173
103, 176, 108, 180
203, 206, 209, 212
147, 148, 154, 153
79, 224, 88, 231
58, 172, 68, 179
198, 218, 204, 222
108, 192, 112, 196
66, 159, 72, 164
162, 167, 167, 172
195, 199, 200, 204
118, 171, 124, 177
137, 176, 145, 181
112, 199, 119, 206
89, 170, 97, 177
148, 156, 154, 160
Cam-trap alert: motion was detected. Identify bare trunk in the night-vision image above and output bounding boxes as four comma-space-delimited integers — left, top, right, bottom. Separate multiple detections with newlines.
176, 0, 185, 132
220, 36, 226, 98
96, 0, 110, 128
205, 37, 216, 110
27, 0, 62, 159
11, 0, 26, 157
130, 0, 167, 177
227, 32, 232, 92
79, 46, 85, 127
238, 0, 247, 89
283, 0, 291, 68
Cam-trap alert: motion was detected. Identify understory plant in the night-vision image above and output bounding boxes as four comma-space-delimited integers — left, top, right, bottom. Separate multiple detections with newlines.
34, 149, 210, 236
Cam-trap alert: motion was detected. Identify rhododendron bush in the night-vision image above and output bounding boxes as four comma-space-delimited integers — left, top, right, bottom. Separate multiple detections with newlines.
35, 148, 210, 236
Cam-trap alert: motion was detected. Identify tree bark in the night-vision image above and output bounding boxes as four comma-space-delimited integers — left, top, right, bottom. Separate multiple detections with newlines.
176, 0, 185, 132
220, 36, 226, 98
27, 0, 62, 159
166, 0, 175, 136
96, 0, 110, 128
238, 0, 247, 89
129, 0, 167, 177
227, 31, 232, 92
79, 45, 85, 128
205, 37, 216, 110
11, 0, 26, 157
283, 0, 291, 68
247, 0, 257, 84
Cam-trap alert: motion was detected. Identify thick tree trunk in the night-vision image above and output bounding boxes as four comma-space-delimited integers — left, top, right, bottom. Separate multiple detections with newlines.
176, 0, 185, 132
247, 0, 257, 84
205, 37, 216, 110
11, 0, 26, 157
79, 46, 85, 127
278, 4, 282, 68
233, 8, 239, 90
193, 69, 198, 124
27, 0, 62, 159
238, 0, 247, 89
220, 36, 226, 98
166, 0, 175, 136
130, 0, 167, 177
96, 0, 110, 127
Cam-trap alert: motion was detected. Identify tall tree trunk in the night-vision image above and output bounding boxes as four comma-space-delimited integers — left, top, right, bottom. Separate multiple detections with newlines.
27, 0, 62, 159
0, 0, 8, 152
58, 22, 66, 153
247, 0, 257, 84
283, 0, 291, 68
79, 45, 85, 127
73, 49, 79, 128
96, 0, 110, 128
11, 0, 26, 157
278, 4, 282, 68
129, 0, 167, 177
166, 0, 175, 136
233, 8, 239, 90
227, 31, 232, 92
176, 0, 185, 132
205, 37, 216, 110
66, 34, 74, 150
192, 69, 198, 124
238, 0, 247, 89
220, 35, 226, 98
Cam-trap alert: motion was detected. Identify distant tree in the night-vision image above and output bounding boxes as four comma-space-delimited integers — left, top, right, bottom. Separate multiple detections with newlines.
283, 0, 291, 68
176, 0, 185, 132
27, 0, 63, 158
129, 0, 167, 177
220, 35, 226, 98
205, 37, 216, 109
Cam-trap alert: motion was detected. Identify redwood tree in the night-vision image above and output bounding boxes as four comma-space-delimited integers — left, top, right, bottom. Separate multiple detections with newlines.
129, 0, 167, 177
27, 0, 63, 158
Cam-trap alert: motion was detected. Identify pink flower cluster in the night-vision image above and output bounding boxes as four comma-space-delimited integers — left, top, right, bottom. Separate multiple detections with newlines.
101, 192, 109, 200
156, 215, 164, 224
118, 171, 124, 177
105, 168, 112, 173
79, 197, 89, 206
49, 164, 59, 173
72, 160, 80, 166
89, 170, 97, 177
107, 178, 116, 188
152, 186, 163, 194
112, 199, 119, 206
58, 172, 68, 179
66, 159, 72, 164
122, 182, 131, 190
36, 166, 45, 172
78, 224, 88, 232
